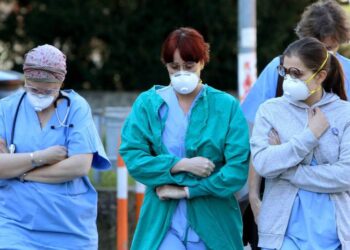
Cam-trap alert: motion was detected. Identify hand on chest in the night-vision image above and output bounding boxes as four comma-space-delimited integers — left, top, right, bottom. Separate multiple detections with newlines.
273, 108, 341, 164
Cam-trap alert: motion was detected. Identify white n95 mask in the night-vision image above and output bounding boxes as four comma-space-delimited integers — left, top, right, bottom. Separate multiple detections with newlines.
170, 71, 200, 94
282, 75, 312, 101
27, 92, 55, 112
282, 52, 327, 101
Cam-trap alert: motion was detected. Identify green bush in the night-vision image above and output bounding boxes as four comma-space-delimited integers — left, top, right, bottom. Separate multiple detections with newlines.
0, 0, 314, 91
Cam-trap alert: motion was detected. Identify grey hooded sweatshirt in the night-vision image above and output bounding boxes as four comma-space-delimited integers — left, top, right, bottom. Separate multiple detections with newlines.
251, 92, 350, 250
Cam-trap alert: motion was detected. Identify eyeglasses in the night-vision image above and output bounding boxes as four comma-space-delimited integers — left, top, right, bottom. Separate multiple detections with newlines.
277, 65, 305, 79
166, 61, 197, 72
24, 84, 60, 96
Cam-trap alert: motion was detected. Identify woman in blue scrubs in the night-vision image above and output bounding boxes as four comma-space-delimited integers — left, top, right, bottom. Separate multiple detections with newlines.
0, 44, 111, 249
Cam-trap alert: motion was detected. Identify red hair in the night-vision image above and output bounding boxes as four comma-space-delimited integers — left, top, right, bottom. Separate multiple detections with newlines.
161, 27, 210, 64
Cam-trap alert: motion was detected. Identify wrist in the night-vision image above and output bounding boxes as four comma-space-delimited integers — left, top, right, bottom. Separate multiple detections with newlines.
183, 186, 190, 198
19, 172, 27, 182
311, 130, 320, 139
309, 127, 321, 139
172, 158, 189, 173
249, 193, 260, 202
30, 152, 44, 167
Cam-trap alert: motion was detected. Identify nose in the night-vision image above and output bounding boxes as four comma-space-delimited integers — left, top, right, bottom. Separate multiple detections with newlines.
173, 71, 190, 77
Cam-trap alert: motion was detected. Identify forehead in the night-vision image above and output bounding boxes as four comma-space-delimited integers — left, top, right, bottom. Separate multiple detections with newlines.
172, 49, 185, 63
283, 55, 308, 70
320, 36, 339, 49
26, 80, 61, 89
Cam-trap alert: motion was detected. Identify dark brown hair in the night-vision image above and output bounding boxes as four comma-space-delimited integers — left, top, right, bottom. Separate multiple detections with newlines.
161, 27, 210, 64
283, 37, 347, 100
295, 0, 350, 44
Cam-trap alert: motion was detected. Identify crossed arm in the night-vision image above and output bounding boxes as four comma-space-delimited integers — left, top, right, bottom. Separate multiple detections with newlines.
0, 138, 92, 183
120, 98, 249, 200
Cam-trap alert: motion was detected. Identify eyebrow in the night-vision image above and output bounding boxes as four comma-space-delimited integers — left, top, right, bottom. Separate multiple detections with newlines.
26, 85, 59, 91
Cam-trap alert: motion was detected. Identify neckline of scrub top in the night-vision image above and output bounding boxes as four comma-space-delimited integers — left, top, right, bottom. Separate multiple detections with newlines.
24, 92, 70, 133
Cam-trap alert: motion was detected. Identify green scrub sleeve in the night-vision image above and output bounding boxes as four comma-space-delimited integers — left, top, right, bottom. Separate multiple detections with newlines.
188, 100, 250, 198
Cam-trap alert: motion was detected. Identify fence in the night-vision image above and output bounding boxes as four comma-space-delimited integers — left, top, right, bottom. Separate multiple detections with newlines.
92, 106, 145, 250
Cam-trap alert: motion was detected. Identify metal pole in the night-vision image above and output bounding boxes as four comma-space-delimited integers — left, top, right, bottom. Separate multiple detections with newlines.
238, 0, 257, 101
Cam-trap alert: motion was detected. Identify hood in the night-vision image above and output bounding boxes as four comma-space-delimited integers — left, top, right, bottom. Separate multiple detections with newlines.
282, 90, 340, 109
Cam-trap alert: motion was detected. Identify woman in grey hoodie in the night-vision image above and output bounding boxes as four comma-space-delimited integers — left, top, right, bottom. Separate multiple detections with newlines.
251, 37, 350, 250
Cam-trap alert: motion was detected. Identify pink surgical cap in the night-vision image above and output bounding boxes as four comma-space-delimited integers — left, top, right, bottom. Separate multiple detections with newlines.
23, 44, 67, 83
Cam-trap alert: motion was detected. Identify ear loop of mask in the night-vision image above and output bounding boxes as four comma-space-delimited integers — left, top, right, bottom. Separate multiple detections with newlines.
305, 52, 329, 95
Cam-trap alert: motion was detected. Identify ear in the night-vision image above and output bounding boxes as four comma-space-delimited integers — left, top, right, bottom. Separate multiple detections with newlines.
199, 60, 205, 70
316, 70, 327, 84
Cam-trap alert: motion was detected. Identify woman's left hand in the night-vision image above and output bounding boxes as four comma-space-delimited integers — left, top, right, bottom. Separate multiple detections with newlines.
156, 185, 187, 200
268, 128, 281, 145
0, 138, 9, 153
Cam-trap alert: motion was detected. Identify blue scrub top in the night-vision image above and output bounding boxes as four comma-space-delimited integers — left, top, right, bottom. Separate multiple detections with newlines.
285, 158, 340, 249
0, 90, 111, 249
158, 86, 204, 243
263, 159, 340, 250
241, 53, 350, 124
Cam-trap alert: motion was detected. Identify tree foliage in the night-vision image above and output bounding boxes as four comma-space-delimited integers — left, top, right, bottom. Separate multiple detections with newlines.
0, 0, 314, 90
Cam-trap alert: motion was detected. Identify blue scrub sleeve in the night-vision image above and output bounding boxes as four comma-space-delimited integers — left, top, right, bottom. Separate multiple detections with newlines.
67, 98, 111, 170
336, 53, 350, 95
0, 104, 5, 139
241, 56, 280, 124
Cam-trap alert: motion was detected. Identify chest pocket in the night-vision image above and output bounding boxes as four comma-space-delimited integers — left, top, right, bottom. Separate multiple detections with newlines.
14, 123, 68, 153
31, 177, 91, 196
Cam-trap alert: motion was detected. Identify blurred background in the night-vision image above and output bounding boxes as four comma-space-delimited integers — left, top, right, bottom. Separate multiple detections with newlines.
1, 0, 350, 249
5, 0, 350, 92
